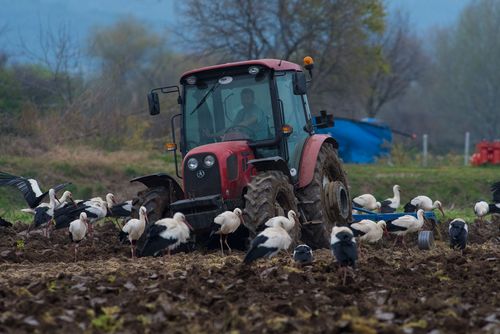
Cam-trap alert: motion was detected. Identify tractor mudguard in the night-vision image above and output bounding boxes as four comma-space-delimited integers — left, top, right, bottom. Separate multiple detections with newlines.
298, 135, 339, 188
248, 156, 291, 180
130, 173, 184, 199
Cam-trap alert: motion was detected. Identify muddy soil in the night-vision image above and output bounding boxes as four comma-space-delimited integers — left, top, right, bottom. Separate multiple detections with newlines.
0, 216, 499, 334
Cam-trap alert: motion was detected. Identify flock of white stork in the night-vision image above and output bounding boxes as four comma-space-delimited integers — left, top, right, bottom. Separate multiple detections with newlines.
0, 171, 499, 284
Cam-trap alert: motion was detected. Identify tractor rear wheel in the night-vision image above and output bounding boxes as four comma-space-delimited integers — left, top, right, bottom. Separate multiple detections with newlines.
131, 186, 173, 251
243, 170, 300, 245
297, 143, 351, 249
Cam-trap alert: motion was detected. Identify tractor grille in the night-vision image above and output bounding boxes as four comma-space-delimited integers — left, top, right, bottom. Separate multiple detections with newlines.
184, 153, 221, 198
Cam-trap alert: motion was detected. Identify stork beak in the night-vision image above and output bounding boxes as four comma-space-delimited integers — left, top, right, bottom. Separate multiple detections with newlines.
383, 227, 389, 237
184, 219, 194, 231
70, 198, 77, 207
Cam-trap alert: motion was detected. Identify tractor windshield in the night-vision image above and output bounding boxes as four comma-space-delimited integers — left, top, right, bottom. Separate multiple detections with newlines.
183, 70, 275, 151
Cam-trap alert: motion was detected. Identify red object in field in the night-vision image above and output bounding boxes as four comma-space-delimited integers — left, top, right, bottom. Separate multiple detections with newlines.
493, 141, 500, 164
471, 141, 500, 166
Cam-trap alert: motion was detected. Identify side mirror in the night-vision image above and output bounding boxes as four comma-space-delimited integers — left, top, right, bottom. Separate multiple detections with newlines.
147, 92, 160, 115
292, 72, 307, 95
314, 110, 334, 129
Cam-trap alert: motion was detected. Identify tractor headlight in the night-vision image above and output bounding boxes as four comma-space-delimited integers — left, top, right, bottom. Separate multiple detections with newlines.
187, 157, 198, 171
204, 155, 215, 168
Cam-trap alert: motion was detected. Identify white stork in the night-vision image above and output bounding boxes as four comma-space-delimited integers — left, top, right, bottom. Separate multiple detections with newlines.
264, 210, 297, 232
212, 208, 244, 256
121, 206, 148, 258
69, 212, 89, 262
474, 181, 500, 221
293, 244, 313, 265
140, 212, 193, 257
352, 194, 381, 212
449, 218, 468, 252
243, 212, 296, 264
54, 200, 108, 238
404, 195, 445, 216
386, 209, 425, 250
380, 185, 401, 213
21, 190, 75, 214
108, 200, 133, 219
28, 188, 58, 237
331, 226, 358, 285
349, 219, 386, 256
0, 171, 70, 209
474, 201, 489, 221
243, 225, 292, 264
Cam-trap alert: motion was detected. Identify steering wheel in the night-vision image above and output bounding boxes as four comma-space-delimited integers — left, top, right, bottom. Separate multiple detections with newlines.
223, 125, 255, 137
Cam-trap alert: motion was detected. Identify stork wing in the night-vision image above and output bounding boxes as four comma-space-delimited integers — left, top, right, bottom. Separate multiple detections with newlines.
0, 171, 70, 208
0, 172, 42, 208
491, 181, 500, 203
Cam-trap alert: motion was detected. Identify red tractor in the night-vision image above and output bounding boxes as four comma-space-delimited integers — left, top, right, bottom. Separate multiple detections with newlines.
131, 57, 351, 250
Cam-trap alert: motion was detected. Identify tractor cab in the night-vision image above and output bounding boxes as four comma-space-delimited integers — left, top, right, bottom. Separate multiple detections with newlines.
136, 57, 350, 252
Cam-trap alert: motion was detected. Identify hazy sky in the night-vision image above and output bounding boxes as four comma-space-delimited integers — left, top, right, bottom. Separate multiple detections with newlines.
0, 0, 472, 60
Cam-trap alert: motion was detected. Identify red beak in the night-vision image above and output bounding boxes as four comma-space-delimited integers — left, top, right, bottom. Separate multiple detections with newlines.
184, 220, 194, 231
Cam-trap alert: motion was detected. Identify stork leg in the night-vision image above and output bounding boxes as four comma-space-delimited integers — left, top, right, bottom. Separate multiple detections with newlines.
74, 243, 78, 262
358, 240, 365, 260
219, 234, 225, 256
342, 267, 347, 286
224, 235, 232, 254
129, 240, 134, 259
402, 236, 411, 254
392, 235, 400, 249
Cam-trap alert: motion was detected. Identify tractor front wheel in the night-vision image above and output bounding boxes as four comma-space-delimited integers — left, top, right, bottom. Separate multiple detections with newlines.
243, 170, 301, 245
297, 143, 351, 249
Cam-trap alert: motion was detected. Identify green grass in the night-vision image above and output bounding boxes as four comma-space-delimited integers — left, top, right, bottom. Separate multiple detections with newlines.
345, 164, 498, 210
0, 147, 497, 224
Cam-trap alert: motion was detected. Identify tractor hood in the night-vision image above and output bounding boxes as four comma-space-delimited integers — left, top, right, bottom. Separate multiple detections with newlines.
182, 141, 255, 199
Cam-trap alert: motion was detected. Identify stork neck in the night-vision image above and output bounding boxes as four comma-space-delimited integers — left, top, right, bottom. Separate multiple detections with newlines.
393, 187, 400, 200
49, 191, 57, 209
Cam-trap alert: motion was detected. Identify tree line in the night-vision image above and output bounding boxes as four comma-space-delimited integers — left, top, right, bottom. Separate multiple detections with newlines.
0, 0, 497, 154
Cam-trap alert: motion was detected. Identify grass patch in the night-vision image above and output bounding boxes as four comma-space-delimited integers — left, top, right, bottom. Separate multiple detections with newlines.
346, 164, 498, 210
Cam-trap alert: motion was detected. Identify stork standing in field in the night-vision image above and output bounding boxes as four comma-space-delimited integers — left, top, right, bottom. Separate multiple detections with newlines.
0, 171, 70, 209
54, 200, 108, 239
331, 226, 358, 285
212, 208, 244, 256
243, 211, 297, 264
21, 190, 75, 215
27, 188, 58, 237
474, 181, 500, 221
449, 218, 468, 252
121, 206, 148, 258
404, 195, 445, 217
140, 212, 193, 257
349, 219, 386, 256
380, 185, 401, 213
293, 244, 313, 265
352, 194, 381, 212
387, 209, 425, 250
69, 212, 89, 262
108, 199, 133, 230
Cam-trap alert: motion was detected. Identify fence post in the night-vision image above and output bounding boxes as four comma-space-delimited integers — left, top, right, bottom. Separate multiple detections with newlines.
464, 131, 470, 166
422, 134, 428, 167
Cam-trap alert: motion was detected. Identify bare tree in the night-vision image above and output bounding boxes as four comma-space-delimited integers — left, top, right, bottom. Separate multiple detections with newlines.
364, 12, 425, 117
18, 19, 81, 106
180, 0, 386, 114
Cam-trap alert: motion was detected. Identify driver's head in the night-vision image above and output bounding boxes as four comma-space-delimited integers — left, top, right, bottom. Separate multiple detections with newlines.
241, 88, 255, 108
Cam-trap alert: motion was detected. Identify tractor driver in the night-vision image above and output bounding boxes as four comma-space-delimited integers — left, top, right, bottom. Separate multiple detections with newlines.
204, 88, 269, 140
231, 88, 267, 138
